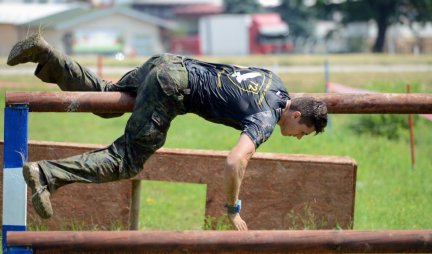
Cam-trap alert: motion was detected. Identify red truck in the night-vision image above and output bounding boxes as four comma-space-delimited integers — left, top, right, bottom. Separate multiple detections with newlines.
249, 13, 293, 54
171, 13, 292, 55
199, 13, 292, 55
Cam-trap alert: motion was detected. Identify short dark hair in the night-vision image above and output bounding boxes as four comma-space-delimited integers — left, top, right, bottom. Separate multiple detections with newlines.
290, 97, 328, 134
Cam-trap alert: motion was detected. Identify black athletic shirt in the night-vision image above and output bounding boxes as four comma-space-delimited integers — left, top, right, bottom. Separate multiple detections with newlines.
183, 58, 290, 148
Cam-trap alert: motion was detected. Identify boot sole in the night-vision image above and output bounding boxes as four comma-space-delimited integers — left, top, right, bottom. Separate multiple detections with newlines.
23, 164, 53, 219
7, 35, 40, 66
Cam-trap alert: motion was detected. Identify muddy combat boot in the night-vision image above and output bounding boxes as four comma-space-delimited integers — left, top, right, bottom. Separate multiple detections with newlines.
7, 34, 53, 66
23, 162, 53, 219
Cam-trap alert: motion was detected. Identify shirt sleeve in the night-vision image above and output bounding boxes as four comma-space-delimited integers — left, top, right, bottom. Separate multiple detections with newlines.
241, 111, 278, 148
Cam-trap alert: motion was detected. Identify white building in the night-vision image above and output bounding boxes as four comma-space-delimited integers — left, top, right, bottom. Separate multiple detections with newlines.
0, 3, 177, 56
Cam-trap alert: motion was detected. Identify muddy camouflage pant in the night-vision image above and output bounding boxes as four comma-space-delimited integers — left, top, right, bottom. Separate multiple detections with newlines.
35, 53, 189, 192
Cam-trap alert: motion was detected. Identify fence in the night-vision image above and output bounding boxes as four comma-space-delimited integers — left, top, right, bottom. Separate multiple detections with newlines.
3, 92, 432, 253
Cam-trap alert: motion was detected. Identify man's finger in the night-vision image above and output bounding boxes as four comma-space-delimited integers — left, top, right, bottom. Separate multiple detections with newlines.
237, 221, 247, 231
242, 222, 248, 231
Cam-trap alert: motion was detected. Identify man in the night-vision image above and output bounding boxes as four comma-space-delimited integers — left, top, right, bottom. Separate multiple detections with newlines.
7, 34, 327, 231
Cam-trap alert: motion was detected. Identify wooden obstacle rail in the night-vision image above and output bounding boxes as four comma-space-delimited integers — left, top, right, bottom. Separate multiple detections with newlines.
6, 91, 432, 113
7, 230, 432, 253
0, 140, 357, 231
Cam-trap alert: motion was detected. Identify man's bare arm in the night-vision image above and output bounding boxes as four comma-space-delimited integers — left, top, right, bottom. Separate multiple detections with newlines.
224, 134, 256, 230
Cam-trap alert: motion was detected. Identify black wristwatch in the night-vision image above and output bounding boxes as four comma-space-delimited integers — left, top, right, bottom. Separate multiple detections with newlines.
225, 200, 242, 214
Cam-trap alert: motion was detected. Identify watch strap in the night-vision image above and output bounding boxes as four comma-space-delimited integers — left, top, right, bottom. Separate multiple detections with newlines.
225, 200, 241, 214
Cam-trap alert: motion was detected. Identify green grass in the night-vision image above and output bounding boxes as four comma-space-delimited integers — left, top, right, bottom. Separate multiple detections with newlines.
2, 53, 432, 69
15, 112, 431, 230
139, 180, 207, 230
0, 54, 431, 232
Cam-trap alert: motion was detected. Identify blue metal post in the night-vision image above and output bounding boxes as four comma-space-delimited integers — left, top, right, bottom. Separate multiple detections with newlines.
2, 104, 32, 253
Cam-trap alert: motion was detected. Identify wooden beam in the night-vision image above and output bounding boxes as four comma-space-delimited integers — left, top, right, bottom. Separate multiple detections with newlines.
5, 91, 432, 114
7, 230, 432, 253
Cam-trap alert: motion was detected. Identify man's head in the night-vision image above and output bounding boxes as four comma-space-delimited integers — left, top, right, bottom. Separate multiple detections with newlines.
279, 97, 328, 140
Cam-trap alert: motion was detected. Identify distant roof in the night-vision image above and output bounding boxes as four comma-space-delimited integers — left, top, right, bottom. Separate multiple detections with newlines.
175, 4, 223, 16
0, 3, 78, 25
22, 5, 177, 30
132, 0, 222, 5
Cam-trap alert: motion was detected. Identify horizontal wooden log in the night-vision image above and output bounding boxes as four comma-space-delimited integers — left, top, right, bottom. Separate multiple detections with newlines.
5, 91, 432, 113
8, 230, 432, 253
294, 93, 432, 114
5, 91, 135, 113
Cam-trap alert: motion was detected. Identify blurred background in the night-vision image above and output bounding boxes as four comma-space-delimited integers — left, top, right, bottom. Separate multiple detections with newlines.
1, 0, 432, 57
0, 0, 431, 232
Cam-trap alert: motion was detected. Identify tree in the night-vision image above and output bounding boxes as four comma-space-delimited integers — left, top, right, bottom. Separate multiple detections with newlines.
315, 0, 432, 52
223, 0, 263, 14
275, 0, 317, 40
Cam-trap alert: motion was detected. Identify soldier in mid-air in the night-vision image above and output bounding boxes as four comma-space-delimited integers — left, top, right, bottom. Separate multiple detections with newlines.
7, 34, 327, 230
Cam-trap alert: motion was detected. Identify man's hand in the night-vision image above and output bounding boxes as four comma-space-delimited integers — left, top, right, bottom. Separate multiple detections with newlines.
228, 213, 248, 231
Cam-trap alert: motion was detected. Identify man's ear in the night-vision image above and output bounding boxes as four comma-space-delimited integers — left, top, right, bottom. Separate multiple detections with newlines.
293, 111, 302, 119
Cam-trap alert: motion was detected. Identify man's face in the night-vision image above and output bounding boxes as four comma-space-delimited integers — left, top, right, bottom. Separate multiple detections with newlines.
280, 111, 315, 140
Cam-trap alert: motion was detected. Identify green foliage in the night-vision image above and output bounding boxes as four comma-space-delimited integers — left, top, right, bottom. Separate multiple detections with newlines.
346, 37, 369, 52
349, 114, 409, 140
203, 216, 232, 230
286, 204, 330, 230
275, 0, 317, 39
27, 221, 48, 231
60, 218, 101, 231
27, 216, 125, 231
314, 0, 432, 52
348, 80, 422, 140
223, 0, 263, 14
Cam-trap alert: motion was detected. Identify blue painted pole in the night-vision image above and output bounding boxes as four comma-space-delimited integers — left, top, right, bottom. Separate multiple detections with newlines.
2, 104, 32, 253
